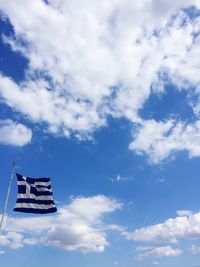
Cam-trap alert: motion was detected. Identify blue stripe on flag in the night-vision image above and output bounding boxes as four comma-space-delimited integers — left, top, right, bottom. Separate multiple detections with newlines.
16, 173, 50, 183
14, 207, 57, 214
16, 198, 55, 205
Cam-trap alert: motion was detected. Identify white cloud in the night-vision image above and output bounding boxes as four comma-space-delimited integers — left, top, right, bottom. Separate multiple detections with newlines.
23, 238, 38, 245
150, 246, 182, 257
152, 261, 159, 265
108, 174, 128, 183
0, 0, 200, 159
129, 119, 200, 163
0, 119, 32, 146
136, 245, 182, 260
0, 195, 121, 253
123, 211, 200, 244
189, 245, 200, 254
156, 178, 166, 184
176, 210, 193, 217
0, 75, 105, 137
0, 232, 24, 249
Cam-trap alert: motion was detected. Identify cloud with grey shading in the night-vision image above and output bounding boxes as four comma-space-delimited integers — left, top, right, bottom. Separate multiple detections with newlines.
124, 211, 200, 244
0, 1, 200, 162
0, 195, 121, 253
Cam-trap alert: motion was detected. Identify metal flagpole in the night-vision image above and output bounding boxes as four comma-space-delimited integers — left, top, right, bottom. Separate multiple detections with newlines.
0, 162, 16, 236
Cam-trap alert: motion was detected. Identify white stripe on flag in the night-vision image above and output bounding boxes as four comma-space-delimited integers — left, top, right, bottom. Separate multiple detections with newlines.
34, 181, 51, 186
17, 194, 53, 201
17, 181, 52, 192
21, 177, 51, 187
32, 187, 52, 192
15, 203, 56, 210
18, 181, 31, 186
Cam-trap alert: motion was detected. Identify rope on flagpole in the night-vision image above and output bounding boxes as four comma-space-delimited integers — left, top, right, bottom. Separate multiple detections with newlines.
0, 162, 16, 236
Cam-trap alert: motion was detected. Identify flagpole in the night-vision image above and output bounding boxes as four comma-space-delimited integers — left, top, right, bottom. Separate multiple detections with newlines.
0, 162, 16, 235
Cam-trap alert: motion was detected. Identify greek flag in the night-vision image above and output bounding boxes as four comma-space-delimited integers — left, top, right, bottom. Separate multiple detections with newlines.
14, 173, 57, 214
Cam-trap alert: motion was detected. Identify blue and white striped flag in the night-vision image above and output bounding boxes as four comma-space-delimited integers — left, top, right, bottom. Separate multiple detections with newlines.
14, 173, 57, 214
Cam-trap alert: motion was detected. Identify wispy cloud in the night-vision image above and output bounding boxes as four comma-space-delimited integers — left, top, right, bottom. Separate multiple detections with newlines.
189, 245, 200, 254
155, 177, 166, 184
136, 245, 182, 261
107, 174, 128, 183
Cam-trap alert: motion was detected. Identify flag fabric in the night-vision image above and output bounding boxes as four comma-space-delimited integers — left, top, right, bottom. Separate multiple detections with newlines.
14, 173, 57, 214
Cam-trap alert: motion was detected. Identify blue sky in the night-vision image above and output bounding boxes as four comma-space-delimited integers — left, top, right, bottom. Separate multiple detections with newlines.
1, 1, 200, 266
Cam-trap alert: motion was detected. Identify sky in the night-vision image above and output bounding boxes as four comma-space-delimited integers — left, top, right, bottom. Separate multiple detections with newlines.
1, 0, 200, 266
